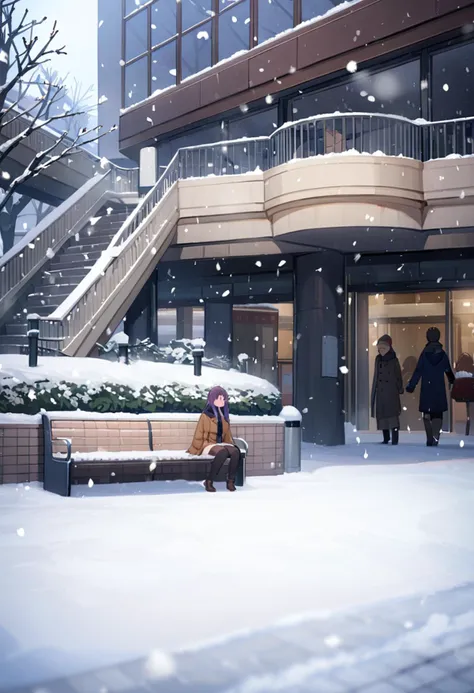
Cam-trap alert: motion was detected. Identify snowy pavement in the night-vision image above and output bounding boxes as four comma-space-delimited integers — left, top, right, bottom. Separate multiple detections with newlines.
1, 433, 474, 691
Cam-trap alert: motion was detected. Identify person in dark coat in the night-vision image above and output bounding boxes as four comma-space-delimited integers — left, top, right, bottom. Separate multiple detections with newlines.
405, 327, 455, 446
371, 335, 403, 445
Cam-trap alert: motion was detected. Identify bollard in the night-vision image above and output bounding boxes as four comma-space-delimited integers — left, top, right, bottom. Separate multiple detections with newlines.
115, 332, 130, 364
238, 353, 249, 374
27, 313, 41, 368
192, 347, 204, 376
279, 406, 302, 473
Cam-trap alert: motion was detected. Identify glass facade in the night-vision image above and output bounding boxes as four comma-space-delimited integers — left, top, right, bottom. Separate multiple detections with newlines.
432, 40, 474, 120
122, 0, 362, 106
291, 60, 421, 121
218, 0, 251, 62
301, 0, 348, 22
258, 0, 293, 45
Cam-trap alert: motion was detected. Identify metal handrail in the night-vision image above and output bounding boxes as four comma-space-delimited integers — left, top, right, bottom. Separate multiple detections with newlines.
36, 111, 474, 352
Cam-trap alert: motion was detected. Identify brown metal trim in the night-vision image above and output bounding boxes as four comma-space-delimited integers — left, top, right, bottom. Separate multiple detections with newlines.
177, 0, 183, 83
119, 1, 474, 152
147, 2, 152, 99
294, 0, 301, 28
212, 0, 219, 66
252, 0, 258, 47
121, 0, 126, 108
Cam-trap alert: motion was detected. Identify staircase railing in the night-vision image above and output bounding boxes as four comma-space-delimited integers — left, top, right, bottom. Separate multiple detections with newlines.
0, 165, 138, 324
37, 111, 474, 353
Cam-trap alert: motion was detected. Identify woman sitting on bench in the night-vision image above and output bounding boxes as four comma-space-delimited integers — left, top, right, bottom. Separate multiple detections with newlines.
188, 386, 241, 493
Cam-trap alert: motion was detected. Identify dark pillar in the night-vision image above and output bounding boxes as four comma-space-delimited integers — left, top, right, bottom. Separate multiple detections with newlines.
204, 302, 232, 360
125, 272, 158, 344
147, 270, 158, 344
294, 251, 345, 446
176, 306, 193, 340
355, 292, 370, 431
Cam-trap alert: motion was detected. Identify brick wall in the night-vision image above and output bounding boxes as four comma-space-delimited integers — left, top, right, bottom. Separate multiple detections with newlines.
0, 417, 284, 485
0, 424, 44, 484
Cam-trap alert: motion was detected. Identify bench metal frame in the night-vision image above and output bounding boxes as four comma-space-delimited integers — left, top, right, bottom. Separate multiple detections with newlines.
42, 414, 248, 496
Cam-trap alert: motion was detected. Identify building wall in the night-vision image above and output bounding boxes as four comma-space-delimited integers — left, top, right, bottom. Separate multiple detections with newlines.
98, 0, 134, 165
119, 0, 474, 157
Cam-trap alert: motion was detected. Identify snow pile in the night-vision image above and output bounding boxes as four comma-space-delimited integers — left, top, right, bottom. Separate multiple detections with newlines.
0, 355, 280, 416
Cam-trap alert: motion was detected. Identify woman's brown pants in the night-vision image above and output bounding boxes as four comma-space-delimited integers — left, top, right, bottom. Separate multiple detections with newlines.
207, 445, 240, 482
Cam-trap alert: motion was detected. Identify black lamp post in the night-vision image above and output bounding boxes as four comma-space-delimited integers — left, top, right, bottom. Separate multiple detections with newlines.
27, 313, 41, 367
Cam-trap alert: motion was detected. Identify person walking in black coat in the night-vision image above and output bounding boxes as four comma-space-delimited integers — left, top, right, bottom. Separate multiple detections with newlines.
371, 334, 404, 445
405, 327, 455, 446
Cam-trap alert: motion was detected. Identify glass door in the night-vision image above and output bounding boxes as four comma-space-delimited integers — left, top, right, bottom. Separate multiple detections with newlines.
357, 291, 448, 432
451, 290, 474, 434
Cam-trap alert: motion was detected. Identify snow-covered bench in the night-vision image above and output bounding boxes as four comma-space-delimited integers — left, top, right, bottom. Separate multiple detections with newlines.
42, 414, 248, 496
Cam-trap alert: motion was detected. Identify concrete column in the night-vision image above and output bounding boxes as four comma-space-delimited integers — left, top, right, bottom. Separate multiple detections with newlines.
139, 146, 157, 192
294, 251, 345, 446
176, 306, 193, 340
204, 302, 232, 360
355, 292, 370, 431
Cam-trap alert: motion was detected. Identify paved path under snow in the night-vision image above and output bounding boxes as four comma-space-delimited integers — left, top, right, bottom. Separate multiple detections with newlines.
1, 433, 474, 691
6, 582, 474, 693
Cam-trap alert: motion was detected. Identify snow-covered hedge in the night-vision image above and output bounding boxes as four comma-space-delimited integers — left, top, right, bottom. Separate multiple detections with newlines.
0, 356, 280, 416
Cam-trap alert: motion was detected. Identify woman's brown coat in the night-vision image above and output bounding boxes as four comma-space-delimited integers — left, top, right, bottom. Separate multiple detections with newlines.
187, 413, 234, 455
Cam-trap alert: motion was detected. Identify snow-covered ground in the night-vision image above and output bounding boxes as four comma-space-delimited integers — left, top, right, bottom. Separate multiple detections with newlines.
1, 432, 474, 690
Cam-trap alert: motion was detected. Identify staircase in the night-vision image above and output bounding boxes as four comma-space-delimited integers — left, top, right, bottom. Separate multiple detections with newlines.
0, 203, 136, 354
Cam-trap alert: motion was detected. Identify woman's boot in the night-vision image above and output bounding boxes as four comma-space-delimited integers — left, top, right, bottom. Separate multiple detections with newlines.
381, 429, 390, 444
204, 479, 216, 492
431, 418, 442, 446
423, 415, 434, 446
391, 428, 399, 445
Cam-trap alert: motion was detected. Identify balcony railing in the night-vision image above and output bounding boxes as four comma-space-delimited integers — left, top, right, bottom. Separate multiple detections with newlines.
21, 111, 474, 353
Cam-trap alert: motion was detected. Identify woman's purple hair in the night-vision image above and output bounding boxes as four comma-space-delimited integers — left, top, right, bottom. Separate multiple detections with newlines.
204, 385, 230, 421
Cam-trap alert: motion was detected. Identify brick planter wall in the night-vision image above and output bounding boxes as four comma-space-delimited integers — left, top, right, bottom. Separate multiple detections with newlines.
0, 414, 284, 485
0, 423, 44, 484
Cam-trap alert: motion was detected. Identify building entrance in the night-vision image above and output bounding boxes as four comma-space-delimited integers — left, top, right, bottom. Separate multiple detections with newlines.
355, 291, 448, 432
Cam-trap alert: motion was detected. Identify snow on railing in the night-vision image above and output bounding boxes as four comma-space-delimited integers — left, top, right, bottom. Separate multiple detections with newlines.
39, 111, 474, 352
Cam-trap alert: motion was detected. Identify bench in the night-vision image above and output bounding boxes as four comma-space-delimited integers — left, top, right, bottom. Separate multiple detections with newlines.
42, 414, 248, 496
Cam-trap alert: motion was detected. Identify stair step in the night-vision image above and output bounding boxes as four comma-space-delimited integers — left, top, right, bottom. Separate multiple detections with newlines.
42, 268, 92, 281
0, 345, 26, 354
51, 249, 104, 265
20, 305, 57, 316
0, 335, 29, 346
67, 239, 112, 252
27, 294, 65, 307
29, 283, 80, 296
4, 323, 27, 336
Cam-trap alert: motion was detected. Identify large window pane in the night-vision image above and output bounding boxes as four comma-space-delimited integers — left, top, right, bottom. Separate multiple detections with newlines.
432, 41, 474, 120
124, 56, 148, 107
151, 41, 177, 91
182, 0, 213, 31
228, 107, 277, 138
292, 60, 420, 121
258, 0, 293, 44
151, 0, 177, 47
125, 9, 148, 61
157, 123, 225, 171
181, 23, 212, 80
218, 0, 251, 62
302, 0, 355, 22
125, 0, 147, 16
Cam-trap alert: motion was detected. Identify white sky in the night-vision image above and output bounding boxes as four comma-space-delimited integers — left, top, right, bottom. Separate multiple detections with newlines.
21, 0, 98, 96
